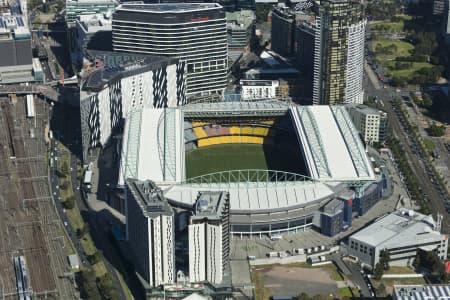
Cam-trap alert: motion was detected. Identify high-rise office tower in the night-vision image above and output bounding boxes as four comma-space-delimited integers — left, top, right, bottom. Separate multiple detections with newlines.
313, 0, 366, 105
189, 191, 230, 284
112, 3, 228, 97
126, 179, 175, 288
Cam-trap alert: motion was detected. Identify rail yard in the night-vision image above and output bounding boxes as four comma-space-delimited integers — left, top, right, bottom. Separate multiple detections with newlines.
0, 95, 77, 299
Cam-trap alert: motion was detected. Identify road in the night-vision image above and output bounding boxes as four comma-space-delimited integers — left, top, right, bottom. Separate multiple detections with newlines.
364, 66, 450, 232
49, 104, 130, 299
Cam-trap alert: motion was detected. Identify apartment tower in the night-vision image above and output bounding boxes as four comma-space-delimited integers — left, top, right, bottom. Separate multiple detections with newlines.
189, 191, 230, 284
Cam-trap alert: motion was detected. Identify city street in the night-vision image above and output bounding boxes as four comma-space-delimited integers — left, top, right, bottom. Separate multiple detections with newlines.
364, 65, 450, 232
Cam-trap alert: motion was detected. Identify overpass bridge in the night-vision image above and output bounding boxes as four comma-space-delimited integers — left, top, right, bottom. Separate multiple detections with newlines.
0, 82, 78, 105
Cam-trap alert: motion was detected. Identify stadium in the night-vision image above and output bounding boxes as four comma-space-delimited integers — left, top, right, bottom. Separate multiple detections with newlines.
119, 99, 380, 238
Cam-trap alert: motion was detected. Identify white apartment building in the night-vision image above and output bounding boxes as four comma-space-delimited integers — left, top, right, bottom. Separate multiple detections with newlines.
346, 104, 388, 144
126, 179, 175, 288
240, 79, 279, 100
189, 191, 230, 285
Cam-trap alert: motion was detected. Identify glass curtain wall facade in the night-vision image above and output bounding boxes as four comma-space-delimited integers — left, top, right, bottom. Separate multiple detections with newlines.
313, 0, 366, 105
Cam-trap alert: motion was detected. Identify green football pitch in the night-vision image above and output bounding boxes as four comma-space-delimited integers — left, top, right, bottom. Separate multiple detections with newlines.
185, 144, 307, 180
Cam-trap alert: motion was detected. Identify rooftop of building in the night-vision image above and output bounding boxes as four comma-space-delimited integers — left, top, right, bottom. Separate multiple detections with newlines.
126, 178, 173, 217
350, 209, 443, 248
116, 3, 222, 13
67, 0, 117, 4
239, 51, 301, 76
0, 15, 30, 39
345, 103, 387, 116
226, 9, 255, 30
192, 191, 228, 220
80, 50, 177, 93
77, 13, 112, 33
393, 285, 450, 300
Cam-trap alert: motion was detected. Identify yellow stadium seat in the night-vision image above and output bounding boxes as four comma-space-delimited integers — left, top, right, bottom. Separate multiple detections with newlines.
242, 127, 253, 135
198, 139, 209, 147
241, 136, 249, 143
193, 127, 207, 139
232, 136, 241, 143
230, 126, 241, 135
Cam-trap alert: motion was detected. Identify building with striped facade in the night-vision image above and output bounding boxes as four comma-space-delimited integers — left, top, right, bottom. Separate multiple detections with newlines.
112, 3, 228, 97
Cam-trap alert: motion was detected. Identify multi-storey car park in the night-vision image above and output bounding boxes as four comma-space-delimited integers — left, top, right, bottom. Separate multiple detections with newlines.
117, 100, 385, 238
112, 3, 228, 97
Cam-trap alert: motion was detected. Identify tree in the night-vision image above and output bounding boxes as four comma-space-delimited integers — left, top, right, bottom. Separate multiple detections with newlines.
80, 269, 101, 300
63, 196, 75, 209
373, 262, 384, 280
60, 180, 69, 190
379, 249, 391, 270
97, 273, 119, 300
429, 124, 446, 137
297, 293, 311, 300
77, 223, 89, 238
89, 251, 103, 265
377, 283, 387, 297
60, 161, 69, 175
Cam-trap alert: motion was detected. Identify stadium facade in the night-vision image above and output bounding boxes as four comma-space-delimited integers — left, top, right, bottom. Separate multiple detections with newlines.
117, 100, 384, 239
79, 51, 186, 161
112, 3, 228, 96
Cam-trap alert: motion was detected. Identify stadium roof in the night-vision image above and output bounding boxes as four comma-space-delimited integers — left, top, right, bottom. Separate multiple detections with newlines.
182, 99, 290, 117
119, 102, 377, 211
120, 108, 184, 186
350, 209, 443, 249
163, 181, 334, 213
291, 105, 375, 182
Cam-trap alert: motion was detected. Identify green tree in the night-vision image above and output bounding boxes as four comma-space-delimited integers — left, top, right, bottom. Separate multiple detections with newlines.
297, 293, 311, 300
97, 273, 119, 300
373, 262, 384, 280
89, 251, 103, 265
63, 196, 75, 209
77, 223, 89, 238
60, 161, 69, 175
429, 124, 446, 137
80, 269, 101, 300
60, 180, 69, 190
422, 93, 433, 108
379, 249, 391, 270
377, 283, 387, 297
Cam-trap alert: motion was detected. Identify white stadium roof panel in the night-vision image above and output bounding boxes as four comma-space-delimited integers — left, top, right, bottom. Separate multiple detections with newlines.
291, 106, 375, 182
163, 181, 334, 213
119, 108, 184, 185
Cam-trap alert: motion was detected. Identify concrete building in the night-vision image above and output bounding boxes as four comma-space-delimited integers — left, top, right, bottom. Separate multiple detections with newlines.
0, 13, 33, 84
74, 13, 112, 65
65, 0, 117, 27
113, 3, 228, 97
226, 10, 255, 63
346, 104, 388, 144
126, 179, 175, 288
189, 191, 230, 284
348, 209, 448, 268
393, 285, 450, 300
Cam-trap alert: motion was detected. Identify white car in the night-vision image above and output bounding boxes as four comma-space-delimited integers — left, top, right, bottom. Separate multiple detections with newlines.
64, 221, 68, 226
